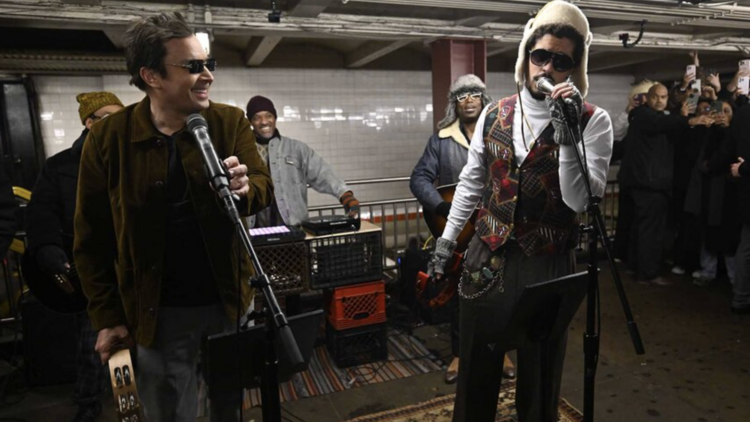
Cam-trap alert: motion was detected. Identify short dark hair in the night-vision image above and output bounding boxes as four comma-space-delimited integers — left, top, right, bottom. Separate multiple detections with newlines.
123, 12, 194, 91
524, 24, 585, 67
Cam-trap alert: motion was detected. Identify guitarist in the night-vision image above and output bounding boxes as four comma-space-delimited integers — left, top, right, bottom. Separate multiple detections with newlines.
409, 74, 515, 384
26, 91, 124, 422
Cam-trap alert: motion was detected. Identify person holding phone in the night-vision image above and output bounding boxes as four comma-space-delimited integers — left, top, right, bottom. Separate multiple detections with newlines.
621, 83, 713, 286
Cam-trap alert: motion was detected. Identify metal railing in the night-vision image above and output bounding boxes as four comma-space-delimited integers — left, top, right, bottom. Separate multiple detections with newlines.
308, 177, 621, 271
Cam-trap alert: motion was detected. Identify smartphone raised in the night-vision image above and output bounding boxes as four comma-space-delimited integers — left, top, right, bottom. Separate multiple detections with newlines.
739, 76, 750, 95
709, 101, 723, 115
740, 59, 750, 72
686, 64, 697, 79
686, 79, 701, 109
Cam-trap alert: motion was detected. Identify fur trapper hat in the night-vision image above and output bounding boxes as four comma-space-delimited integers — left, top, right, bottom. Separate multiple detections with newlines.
438, 74, 493, 129
514, 0, 592, 98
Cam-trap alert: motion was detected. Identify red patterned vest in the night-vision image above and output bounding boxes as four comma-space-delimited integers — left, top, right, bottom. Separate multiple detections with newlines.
475, 95, 596, 256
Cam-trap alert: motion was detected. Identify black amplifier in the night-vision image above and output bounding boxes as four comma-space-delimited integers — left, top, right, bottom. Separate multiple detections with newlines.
302, 215, 360, 236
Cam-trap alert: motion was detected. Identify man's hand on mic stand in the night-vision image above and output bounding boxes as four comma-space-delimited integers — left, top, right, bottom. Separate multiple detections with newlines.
223, 156, 249, 197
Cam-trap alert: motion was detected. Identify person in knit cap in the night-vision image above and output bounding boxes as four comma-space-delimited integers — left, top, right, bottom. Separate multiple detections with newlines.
427, 1, 614, 420
26, 91, 123, 422
410, 74, 515, 384
246, 95, 360, 227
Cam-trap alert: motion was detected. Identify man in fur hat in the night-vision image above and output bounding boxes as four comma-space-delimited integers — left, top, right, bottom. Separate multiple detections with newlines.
427, 1, 614, 420
27, 91, 124, 422
410, 74, 515, 384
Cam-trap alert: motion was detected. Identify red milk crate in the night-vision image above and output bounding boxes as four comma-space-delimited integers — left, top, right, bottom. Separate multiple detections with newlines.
326, 280, 387, 330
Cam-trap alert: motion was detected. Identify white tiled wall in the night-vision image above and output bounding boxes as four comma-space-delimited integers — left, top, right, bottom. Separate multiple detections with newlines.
33, 69, 633, 207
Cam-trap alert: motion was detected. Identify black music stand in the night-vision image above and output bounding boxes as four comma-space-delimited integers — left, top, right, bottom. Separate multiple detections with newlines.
490, 271, 588, 420
503, 271, 589, 349
202, 309, 323, 421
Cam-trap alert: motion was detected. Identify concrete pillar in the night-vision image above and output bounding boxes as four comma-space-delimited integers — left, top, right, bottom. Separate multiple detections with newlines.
431, 39, 487, 129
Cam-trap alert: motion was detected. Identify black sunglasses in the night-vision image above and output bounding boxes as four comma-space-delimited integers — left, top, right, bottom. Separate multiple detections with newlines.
529, 49, 576, 72
167, 58, 217, 74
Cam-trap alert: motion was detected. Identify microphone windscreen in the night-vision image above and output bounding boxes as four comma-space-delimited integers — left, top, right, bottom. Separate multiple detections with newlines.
186, 113, 208, 133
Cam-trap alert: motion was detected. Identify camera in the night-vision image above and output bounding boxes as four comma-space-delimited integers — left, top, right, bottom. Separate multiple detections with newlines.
268, 9, 281, 23
268, 0, 281, 23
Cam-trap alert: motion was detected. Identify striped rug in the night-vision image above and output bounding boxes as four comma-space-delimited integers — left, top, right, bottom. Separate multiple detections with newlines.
197, 329, 442, 414
244, 329, 442, 407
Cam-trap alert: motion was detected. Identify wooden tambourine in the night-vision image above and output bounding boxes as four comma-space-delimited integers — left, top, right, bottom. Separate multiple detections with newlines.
108, 349, 145, 422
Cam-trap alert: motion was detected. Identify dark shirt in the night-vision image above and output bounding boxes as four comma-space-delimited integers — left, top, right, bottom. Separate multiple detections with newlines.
160, 134, 221, 306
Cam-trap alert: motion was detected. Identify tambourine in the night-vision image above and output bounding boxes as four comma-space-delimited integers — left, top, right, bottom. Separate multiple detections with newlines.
108, 348, 145, 422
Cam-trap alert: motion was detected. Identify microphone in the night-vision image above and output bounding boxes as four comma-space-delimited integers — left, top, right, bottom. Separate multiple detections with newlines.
536, 77, 570, 111
186, 114, 232, 199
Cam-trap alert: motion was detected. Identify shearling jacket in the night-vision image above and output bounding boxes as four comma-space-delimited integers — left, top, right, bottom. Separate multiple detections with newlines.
74, 97, 273, 347
410, 120, 470, 213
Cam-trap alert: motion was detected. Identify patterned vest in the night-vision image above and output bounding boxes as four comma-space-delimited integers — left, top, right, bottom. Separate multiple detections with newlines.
475, 95, 596, 256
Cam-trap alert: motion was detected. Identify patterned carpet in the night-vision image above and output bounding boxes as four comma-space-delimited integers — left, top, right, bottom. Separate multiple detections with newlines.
197, 329, 443, 414
344, 380, 584, 422
243, 329, 442, 407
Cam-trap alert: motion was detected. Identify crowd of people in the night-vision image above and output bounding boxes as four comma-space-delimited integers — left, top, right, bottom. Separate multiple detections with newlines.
612, 51, 750, 316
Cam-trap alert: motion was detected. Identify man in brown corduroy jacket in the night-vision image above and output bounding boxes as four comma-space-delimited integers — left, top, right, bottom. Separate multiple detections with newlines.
73, 12, 273, 422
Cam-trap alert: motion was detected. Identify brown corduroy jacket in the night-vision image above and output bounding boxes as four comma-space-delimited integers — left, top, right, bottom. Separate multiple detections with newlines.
74, 97, 273, 347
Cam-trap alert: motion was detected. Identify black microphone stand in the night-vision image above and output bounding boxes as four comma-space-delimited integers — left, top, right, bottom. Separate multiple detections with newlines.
559, 105, 645, 422
213, 186, 304, 422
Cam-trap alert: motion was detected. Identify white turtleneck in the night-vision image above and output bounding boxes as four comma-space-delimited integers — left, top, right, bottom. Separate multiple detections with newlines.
442, 86, 613, 242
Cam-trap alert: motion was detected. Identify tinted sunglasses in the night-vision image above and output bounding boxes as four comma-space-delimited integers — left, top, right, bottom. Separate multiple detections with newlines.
529, 49, 576, 72
167, 58, 217, 74
457, 92, 482, 102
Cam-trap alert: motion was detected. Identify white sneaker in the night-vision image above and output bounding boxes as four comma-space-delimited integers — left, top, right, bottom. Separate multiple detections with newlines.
691, 270, 702, 279
671, 266, 686, 275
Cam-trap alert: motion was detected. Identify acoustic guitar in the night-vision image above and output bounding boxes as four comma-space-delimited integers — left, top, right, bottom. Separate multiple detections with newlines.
421, 183, 477, 253
21, 252, 87, 314
416, 183, 478, 307
109, 348, 145, 422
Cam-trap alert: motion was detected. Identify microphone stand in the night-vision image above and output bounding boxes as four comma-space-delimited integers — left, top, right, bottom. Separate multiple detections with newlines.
214, 187, 304, 422
559, 105, 645, 422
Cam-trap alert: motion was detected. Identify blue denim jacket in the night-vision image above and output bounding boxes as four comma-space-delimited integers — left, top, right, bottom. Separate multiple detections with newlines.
410, 120, 470, 212
259, 135, 349, 226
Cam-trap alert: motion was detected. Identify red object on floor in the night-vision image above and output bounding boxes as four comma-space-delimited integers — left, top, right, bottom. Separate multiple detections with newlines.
326, 280, 387, 330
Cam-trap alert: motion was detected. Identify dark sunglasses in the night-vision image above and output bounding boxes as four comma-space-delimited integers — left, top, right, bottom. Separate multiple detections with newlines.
529, 49, 576, 72
167, 58, 217, 74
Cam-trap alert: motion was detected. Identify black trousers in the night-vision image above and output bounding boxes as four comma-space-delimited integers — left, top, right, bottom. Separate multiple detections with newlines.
629, 189, 669, 280
452, 239, 574, 422
613, 187, 634, 263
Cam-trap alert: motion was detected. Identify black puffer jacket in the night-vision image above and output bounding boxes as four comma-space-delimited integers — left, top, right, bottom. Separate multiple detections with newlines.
707, 105, 750, 225
619, 106, 689, 192
25, 129, 87, 257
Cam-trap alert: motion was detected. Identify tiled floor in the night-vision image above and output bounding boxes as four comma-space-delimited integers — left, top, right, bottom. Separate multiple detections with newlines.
1, 261, 748, 422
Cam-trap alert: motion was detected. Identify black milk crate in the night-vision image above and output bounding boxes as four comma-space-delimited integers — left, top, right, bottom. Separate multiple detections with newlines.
308, 231, 383, 289
326, 322, 388, 368
255, 241, 309, 296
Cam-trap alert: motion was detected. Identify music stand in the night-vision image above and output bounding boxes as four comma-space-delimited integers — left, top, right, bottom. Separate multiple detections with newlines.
202, 309, 323, 421
503, 271, 590, 349
494, 271, 589, 419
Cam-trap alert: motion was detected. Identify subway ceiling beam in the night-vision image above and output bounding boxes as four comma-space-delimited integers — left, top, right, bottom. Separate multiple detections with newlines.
346, 39, 413, 68
244, 36, 284, 67
287, 0, 338, 18
0, 0, 748, 52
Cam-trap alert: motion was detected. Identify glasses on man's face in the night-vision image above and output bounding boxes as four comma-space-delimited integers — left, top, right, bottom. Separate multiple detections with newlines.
529, 49, 576, 72
457, 92, 482, 103
167, 58, 217, 74
90, 113, 110, 121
